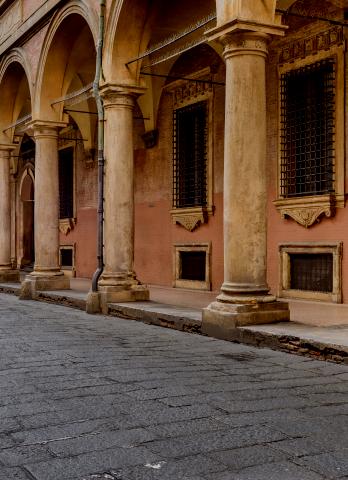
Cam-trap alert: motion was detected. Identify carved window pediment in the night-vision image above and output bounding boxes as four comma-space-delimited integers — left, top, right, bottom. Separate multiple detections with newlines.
273, 195, 342, 228
170, 206, 214, 232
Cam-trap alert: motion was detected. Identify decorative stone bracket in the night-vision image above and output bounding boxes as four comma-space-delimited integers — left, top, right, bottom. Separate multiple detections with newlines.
59, 218, 76, 235
170, 206, 213, 232
273, 195, 341, 228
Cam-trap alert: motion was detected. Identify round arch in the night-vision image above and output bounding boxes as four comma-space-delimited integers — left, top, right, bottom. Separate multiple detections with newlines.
34, 0, 98, 121
19, 164, 35, 201
0, 49, 33, 143
17, 161, 35, 269
104, 0, 155, 85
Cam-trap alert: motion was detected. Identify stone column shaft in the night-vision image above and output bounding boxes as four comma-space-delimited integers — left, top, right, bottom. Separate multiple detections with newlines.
33, 125, 60, 273
96, 86, 149, 310
103, 93, 135, 280
20, 121, 69, 296
0, 145, 18, 281
202, 30, 289, 331
221, 33, 269, 299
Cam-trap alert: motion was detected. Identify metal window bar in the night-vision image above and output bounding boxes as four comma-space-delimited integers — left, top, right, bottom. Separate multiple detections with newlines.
290, 253, 333, 292
58, 147, 74, 219
280, 58, 335, 197
173, 101, 208, 208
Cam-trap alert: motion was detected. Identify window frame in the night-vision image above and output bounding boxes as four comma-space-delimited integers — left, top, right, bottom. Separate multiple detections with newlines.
58, 126, 77, 234
278, 242, 342, 303
58, 146, 75, 220
173, 242, 211, 290
274, 42, 345, 227
165, 67, 214, 231
173, 100, 208, 209
59, 244, 76, 278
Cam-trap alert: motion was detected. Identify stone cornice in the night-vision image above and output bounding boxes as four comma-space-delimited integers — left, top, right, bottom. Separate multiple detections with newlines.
0, 0, 63, 57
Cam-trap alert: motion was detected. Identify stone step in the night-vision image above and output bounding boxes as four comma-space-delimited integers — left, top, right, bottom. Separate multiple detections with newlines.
108, 301, 202, 333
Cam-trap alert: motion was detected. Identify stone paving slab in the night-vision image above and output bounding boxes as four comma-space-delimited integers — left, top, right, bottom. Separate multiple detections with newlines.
0, 296, 348, 478
3, 282, 348, 363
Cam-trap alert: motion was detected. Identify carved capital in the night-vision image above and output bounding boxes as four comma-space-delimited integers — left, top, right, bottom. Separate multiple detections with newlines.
100, 84, 146, 109
27, 120, 67, 139
221, 32, 270, 60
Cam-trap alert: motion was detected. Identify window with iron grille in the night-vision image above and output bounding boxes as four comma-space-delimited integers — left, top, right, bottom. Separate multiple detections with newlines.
290, 253, 333, 293
173, 101, 208, 208
59, 147, 74, 219
280, 59, 335, 198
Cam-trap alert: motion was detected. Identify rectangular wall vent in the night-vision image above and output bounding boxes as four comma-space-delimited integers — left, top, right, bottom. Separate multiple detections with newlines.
290, 253, 333, 293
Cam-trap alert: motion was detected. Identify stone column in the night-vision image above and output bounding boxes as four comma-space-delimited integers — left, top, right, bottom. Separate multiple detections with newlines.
202, 29, 289, 335
0, 144, 19, 282
20, 121, 69, 297
96, 86, 149, 311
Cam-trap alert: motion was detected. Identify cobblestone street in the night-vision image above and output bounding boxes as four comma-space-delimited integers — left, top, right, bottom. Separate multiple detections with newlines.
1, 295, 348, 479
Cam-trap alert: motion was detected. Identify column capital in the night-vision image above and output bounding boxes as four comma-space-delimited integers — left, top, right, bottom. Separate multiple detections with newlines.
26, 120, 67, 139
100, 83, 146, 109
218, 31, 270, 61
0, 143, 17, 153
206, 19, 287, 44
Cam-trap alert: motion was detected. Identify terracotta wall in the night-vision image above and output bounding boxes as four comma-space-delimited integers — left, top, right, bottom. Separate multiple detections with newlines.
59, 142, 98, 279
134, 47, 225, 292
266, 21, 348, 303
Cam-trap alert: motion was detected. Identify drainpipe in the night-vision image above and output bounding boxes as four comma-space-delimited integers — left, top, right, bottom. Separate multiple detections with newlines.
91, 0, 106, 292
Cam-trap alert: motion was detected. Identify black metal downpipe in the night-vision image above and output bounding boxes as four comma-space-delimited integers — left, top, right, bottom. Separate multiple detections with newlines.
91, 0, 106, 293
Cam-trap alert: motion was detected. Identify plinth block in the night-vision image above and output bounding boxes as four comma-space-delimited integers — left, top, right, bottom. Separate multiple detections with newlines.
0, 270, 19, 283
202, 300, 290, 341
20, 273, 70, 300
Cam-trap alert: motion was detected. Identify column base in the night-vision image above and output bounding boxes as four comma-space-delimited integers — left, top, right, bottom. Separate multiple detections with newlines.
202, 298, 290, 341
19, 271, 70, 300
87, 284, 149, 314
0, 269, 19, 283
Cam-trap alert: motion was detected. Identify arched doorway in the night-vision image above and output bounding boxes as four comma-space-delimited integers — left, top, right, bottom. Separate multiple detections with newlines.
18, 135, 35, 270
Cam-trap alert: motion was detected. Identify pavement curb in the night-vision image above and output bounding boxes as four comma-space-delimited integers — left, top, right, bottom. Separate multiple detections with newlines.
35, 291, 86, 311
231, 327, 348, 364
108, 302, 202, 333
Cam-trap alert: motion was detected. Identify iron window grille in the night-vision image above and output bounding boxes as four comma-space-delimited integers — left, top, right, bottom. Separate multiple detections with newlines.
280, 58, 335, 198
58, 147, 74, 219
173, 101, 208, 208
290, 253, 333, 293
